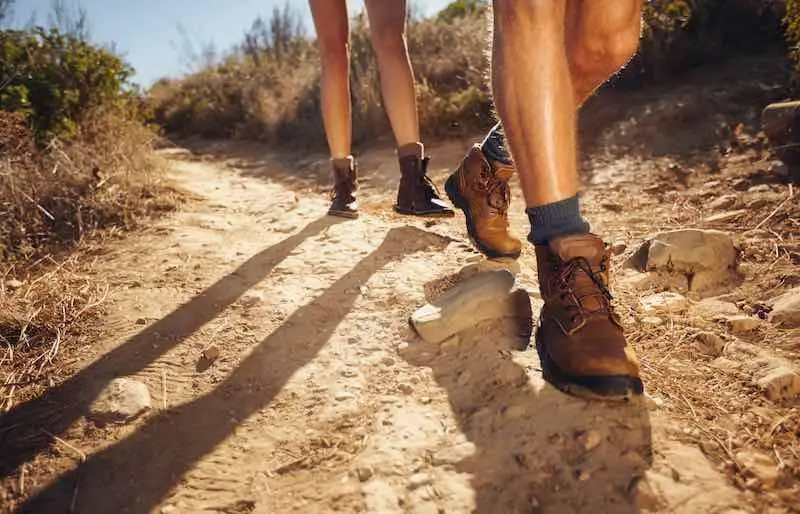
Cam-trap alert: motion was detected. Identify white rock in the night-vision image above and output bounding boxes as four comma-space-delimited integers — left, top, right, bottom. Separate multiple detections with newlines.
6, 279, 24, 290
640, 316, 665, 326
757, 367, 800, 402
627, 229, 739, 295
640, 292, 688, 315
88, 378, 152, 424
432, 442, 475, 466
708, 195, 737, 210
723, 315, 761, 334
410, 270, 518, 344
334, 391, 356, 401
768, 287, 800, 328
407, 473, 434, 490
689, 298, 740, 319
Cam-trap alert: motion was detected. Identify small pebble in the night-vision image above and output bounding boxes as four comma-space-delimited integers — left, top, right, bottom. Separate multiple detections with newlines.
408, 473, 434, 490
334, 391, 355, 401
356, 466, 374, 482
398, 383, 414, 395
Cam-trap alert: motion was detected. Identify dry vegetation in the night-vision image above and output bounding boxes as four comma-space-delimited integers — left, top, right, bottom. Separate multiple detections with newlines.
1, 2, 179, 407
149, 0, 789, 149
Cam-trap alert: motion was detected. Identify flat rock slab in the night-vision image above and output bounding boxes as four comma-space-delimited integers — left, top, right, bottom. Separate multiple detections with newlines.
640, 292, 689, 315
626, 229, 739, 295
88, 377, 152, 425
688, 298, 740, 319
768, 287, 800, 328
757, 366, 800, 402
410, 269, 519, 344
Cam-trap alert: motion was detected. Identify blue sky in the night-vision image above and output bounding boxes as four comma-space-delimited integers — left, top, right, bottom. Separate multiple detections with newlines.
12, 0, 454, 86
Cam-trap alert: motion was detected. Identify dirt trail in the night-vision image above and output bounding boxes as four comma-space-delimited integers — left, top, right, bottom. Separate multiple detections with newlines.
1, 142, 761, 514
3, 55, 799, 514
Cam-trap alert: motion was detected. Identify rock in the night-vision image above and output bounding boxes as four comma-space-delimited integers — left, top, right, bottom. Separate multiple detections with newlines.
736, 450, 779, 488
747, 184, 772, 193
640, 292, 688, 315
341, 368, 358, 378
628, 475, 663, 511
694, 332, 726, 357
357, 466, 374, 482
602, 202, 624, 213
767, 287, 800, 328
407, 473, 434, 490
334, 391, 356, 401
88, 378, 152, 425
644, 394, 665, 410
398, 383, 414, 395
397, 342, 410, 354
708, 195, 737, 210
640, 316, 665, 326
689, 298, 740, 319
611, 242, 628, 255
703, 210, 748, 223
241, 291, 264, 308
579, 430, 602, 451
6, 279, 24, 290
626, 229, 739, 295
746, 197, 770, 210
202, 345, 221, 363
410, 270, 517, 344
432, 442, 475, 466
723, 315, 761, 334
762, 101, 800, 166
757, 367, 800, 402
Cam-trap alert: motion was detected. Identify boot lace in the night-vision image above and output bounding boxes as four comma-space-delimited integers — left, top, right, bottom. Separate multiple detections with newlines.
479, 163, 510, 215
552, 255, 614, 317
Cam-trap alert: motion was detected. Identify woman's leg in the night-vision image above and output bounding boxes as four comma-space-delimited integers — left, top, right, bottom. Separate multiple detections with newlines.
309, 0, 352, 159
363, 0, 420, 153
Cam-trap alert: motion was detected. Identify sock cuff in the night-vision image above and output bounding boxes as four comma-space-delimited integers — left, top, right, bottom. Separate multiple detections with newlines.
526, 195, 590, 246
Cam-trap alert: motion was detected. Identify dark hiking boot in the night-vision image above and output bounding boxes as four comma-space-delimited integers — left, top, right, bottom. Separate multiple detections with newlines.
328, 158, 358, 219
534, 233, 643, 400
444, 144, 522, 259
394, 155, 454, 217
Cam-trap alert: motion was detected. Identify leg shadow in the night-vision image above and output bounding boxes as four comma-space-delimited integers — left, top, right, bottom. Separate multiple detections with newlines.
16, 226, 450, 514
404, 297, 653, 513
0, 217, 339, 478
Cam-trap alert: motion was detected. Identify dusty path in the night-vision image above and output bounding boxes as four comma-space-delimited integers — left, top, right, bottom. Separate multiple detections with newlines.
4, 57, 800, 513
2, 138, 772, 514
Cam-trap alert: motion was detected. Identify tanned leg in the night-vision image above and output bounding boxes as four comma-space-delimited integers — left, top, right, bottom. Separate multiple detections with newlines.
309, 0, 351, 159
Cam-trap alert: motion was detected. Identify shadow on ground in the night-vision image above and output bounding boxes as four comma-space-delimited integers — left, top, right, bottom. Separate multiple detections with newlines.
403, 280, 653, 514
9, 224, 449, 513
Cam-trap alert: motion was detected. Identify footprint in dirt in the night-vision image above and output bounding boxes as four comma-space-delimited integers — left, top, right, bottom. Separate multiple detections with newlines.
402, 288, 653, 514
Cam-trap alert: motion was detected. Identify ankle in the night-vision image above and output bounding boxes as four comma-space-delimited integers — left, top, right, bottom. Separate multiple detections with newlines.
398, 142, 424, 159
526, 195, 590, 246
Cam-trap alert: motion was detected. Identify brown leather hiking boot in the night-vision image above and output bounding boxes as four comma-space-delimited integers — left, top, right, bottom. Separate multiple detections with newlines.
328, 158, 358, 219
394, 155, 454, 217
444, 145, 522, 259
535, 233, 643, 400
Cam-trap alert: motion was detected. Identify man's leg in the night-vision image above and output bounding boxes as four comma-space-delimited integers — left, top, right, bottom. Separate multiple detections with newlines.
482, 0, 642, 165
492, 0, 643, 400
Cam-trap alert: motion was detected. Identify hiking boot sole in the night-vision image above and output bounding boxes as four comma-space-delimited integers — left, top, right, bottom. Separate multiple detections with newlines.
444, 172, 522, 260
328, 209, 359, 219
393, 205, 455, 218
535, 329, 644, 402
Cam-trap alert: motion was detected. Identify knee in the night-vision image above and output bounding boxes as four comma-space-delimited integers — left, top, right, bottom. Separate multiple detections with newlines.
318, 34, 350, 67
369, 26, 407, 55
571, 15, 641, 78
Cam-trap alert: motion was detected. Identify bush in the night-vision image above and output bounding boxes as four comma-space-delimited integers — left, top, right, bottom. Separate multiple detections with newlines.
0, 27, 136, 143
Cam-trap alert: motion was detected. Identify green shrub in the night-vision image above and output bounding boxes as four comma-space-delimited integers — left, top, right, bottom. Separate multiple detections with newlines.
0, 27, 135, 143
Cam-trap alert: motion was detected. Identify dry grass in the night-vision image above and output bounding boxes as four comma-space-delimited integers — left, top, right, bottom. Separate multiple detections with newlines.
0, 109, 181, 410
